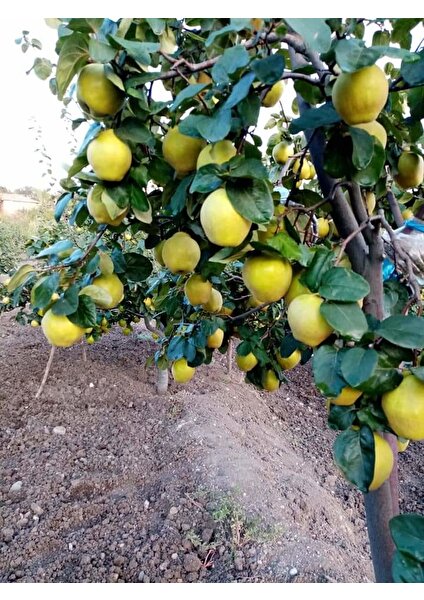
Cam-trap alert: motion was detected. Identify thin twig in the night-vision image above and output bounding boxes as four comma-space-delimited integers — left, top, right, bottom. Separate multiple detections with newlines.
227, 301, 273, 322
38, 227, 107, 274
335, 216, 381, 266
143, 315, 165, 338
35, 346, 56, 399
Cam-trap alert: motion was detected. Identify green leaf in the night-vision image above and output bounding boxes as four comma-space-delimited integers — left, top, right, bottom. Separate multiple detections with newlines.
312, 345, 345, 397
33, 57, 53, 80
88, 38, 116, 63
79, 285, 112, 307
350, 127, 375, 170
197, 109, 232, 142
401, 50, 424, 85
333, 426, 375, 492
323, 131, 353, 179
170, 84, 208, 112
319, 267, 370, 302
7, 264, 36, 292
328, 404, 357, 431
407, 86, 424, 122
358, 360, 402, 395
108, 36, 159, 65
237, 94, 261, 128
352, 140, 386, 187
222, 72, 255, 110
116, 117, 155, 146
56, 32, 89, 100
279, 335, 300, 358
321, 302, 368, 341
410, 366, 424, 382
340, 348, 378, 388
36, 240, 74, 258
51, 286, 79, 316
130, 165, 149, 188
302, 247, 335, 292
392, 550, 424, 583
130, 184, 149, 212
265, 232, 312, 265
167, 336, 186, 360
376, 315, 424, 349
392, 18, 421, 50
390, 514, 424, 563
211, 45, 250, 84
68, 154, 88, 179
169, 176, 192, 215
145, 18, 166, 35
149, 158, 174, 186
103, 184, 130, 211
228, 158, 268, 180
206, 22, 250, 49
31, 274, 60, 309
289, 103, 341, 134
123, 253, 152, 282
285, 19, 332, 54
226, 178, 273, 224
67, 18, 104, 33
335, 38, 380, 73
190, 165, 222, 194
252, 54, 285, 84
294, 79, 325, 106
54, 193, 73, 222
68, 294, 97, 328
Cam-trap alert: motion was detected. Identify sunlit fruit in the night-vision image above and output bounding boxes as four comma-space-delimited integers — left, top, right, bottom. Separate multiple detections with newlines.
87, 129, 132, 182
184, 274, 212, 305
365, 191, 376, 214
91, 273, 124, 309
276, 349, 301, 370
86, 335, 95, 344
30, 320, 40, 327
197, 140, 237, 169
401, 208, 414, 221
1, 296, 10, 304
292, 158, 311, 180
257, 217, 284, 242
354, 120, 387, 148
284, 271, 311, 306
332, 64, 389, 125
381, 374, 424, 440
76, 63, 125, 119
287, 294, 333, 347
262, 369, 280, 392
262, 81, 284, 108
202, 288, 223, 313
87, 184, 129, 226
395, 151, 424, 190
154, 240, 166, 266
162, 232, 201, 274
272, 141, 294, 164
207, 328, 224, 349
316, 217, 330, 238
41, 309, 86, 348
162, 125, 206, 176
250, 18, 264, 31
397, 437, 410, 453
369, 433, 394, 491
124, 232, 132, 241
330, 387, 363, 406
242, 254, 292, 303
200, 188, 251, 247
172, 357, 195, 383
236, 352, 258, 372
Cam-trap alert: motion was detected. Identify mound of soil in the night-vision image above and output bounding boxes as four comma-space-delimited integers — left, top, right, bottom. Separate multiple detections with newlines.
0, 312, 422, 582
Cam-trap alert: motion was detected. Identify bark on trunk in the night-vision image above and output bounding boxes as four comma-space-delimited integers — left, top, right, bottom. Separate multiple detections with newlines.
156, 367, 169, 395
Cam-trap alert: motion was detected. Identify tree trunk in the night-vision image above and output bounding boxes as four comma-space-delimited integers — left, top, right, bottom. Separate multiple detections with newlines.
289, 44, 398, 582
156, 367, 169, 394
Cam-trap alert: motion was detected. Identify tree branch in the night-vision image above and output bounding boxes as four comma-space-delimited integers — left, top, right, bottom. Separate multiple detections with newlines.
38, 226, 107, 274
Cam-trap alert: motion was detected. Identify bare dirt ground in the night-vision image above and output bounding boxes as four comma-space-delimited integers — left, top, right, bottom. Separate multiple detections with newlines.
0, 311, 423, 583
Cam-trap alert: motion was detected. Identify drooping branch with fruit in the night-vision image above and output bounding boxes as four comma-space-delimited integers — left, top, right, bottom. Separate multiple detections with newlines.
2, 17, 424, 582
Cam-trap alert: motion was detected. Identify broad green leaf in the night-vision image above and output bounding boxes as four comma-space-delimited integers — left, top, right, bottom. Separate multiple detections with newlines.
145, 18, 166, 35
101, 189, 128, 220
7, 264, 36, 292
33, 57, 53, 80
335, 38, 380, 73
350, 127, 375, 170
51, 286, 79, 316
401, 50, 424, 85
352, 140, 386, 187
54, 193, 73, 222
67, 18, 104, 33
285, 19, 332, 54
265, 232, 312, 266
206, 22, 250, 49
376, 315, 424, 349
170, 84, 208, 111
197, 109, 232, 142
103, 185, 130, 211
312, 345, 345, 397
68, 294, 97, 328
79, 285, 112, 306
323, 131, 353, 179
319, 267, 370, 302
123, 253, 152, 282
302, 247, 335, 292
390, 514, 424, 562
130, 184, 149, 212
333, 426, 375, 492
116, 117, 155, 146
108, 36, 159, 65
130, 165, 149, 187
328, 404, 357, 431
88, 38, 116, 63
358, 361, 402, 395
407, 86, 424, 121
289, 103, 341, 134
31, 274, 60, 309
252, 54, 285, 84
340, 347, 378, 387
56, 32, 89, 100
320, 302, 368, 341
392, 18, 421, 50
279, 335, 300, 358
67, 154, 88, 179
410, 366, 424, 382
237, 94, 261, 128
36, 240, 74, 258
133, 201, 152, 224
226, 178, 273, 224
392, 550, 424, 583
169, 176, 192, 215
211, 45, 250, 84
227, 158, 268, 180
222, 72, 255, 110
190, 166, 222, 194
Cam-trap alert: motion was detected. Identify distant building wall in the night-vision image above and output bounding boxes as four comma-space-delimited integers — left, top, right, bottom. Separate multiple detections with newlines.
0, 193, 40, 216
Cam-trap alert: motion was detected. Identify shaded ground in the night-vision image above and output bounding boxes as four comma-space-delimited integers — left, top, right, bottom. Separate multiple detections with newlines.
0, 312, 422, 583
